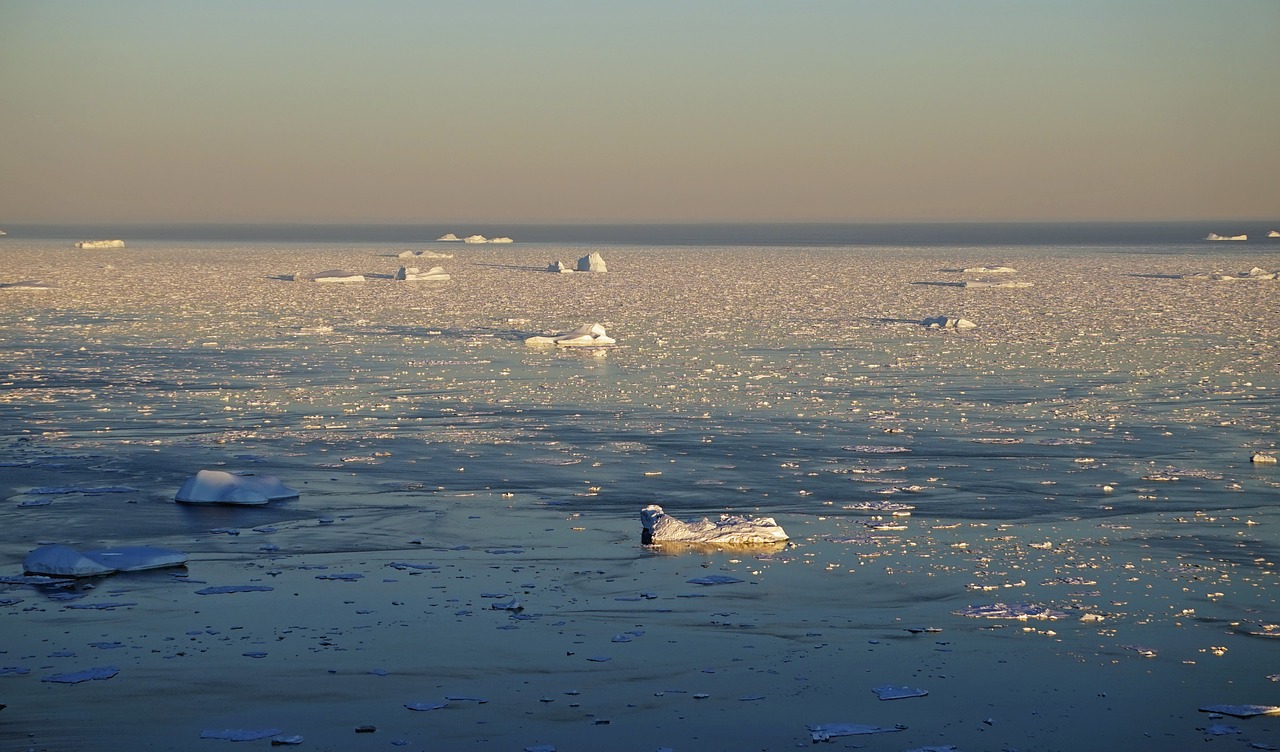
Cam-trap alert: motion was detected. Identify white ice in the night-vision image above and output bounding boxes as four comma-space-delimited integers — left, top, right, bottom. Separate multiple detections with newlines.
641, 504, 789, 545
174, 469, 299, 505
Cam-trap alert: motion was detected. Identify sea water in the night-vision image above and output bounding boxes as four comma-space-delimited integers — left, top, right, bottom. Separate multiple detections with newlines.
0, 226, 1277, 750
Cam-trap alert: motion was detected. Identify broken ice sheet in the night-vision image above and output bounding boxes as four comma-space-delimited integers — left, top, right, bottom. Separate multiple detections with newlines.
42, 666, 119, 684
953, 603, 1067, 620
872, 685, 928, 700
687, 575, 744, 586
807, 722, 905, 741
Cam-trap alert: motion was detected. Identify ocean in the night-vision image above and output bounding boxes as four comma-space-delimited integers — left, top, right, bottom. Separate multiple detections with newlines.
0, 227, 1277, 750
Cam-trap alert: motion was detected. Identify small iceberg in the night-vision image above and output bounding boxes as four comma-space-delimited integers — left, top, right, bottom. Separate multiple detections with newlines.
547, 260, 574, 273
174, 469, 299, 505
24, 544, 188, 578
524, 323, 616, 347
464, 234, 488, 244
490, 236, 514, 243
1205, 233, 1247, 241
436, 233, 462, 241
395, 266, 450, 281
641, 504, 789, 545
921, 315, 976, 329
74, 239, 125, 249
294, 269, 365, 283
1269, 230, 1280, 238
577, 252, 607, 272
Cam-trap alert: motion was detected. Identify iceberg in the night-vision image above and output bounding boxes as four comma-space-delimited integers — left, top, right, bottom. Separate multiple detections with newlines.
174, 469, 299, 505
1269, 230, 1280, 238
1205, 233, 1247, 241
464, 234, 488, 244
294, 269, 365, 283
489, 236, 514, 244
24, 544, 188, 578
641, 504, 789, 545
547, 260, 574, 273
524, 323, 616, 347
576, 252, 607, 272
436, 233, 462, 241
921, 315, 976, 329
74, 239, 125, 249
395, 266, 450, 281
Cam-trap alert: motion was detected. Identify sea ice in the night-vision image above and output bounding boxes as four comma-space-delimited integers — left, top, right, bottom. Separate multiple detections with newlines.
199, 729, 283, 741
872, 684, 928, 700
436, 233, 461, 241
807, 722, 906, 741
962, 265, 1017, 273
1, 280, 57, 291
524, 323, 616, 347
921, 315, 976, 329
42, 666, 119, 684
22, 545, 186, 578
547, 260, 573, 273
293, 269, 365, 283
953, 603, 1068, 620
1199, 704, 1280, 718
642, 504, 789, 545
1205, 233, 1247, 241
399, 249, 453, 258
174, 469, 299, 505
464, 234, 488, 243
74, 239, 125, 249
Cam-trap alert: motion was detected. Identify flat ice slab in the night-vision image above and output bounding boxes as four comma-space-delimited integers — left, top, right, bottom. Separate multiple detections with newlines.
175, 469, 299, 505
294, 269, 365, 283
24, 544, 188, 578
642, 504, 789, 545
395, 265, 450, 281
75, 239, 125, 249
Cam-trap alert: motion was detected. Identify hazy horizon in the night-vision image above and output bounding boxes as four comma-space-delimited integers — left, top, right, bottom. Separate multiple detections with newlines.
2, 1, 1278, 225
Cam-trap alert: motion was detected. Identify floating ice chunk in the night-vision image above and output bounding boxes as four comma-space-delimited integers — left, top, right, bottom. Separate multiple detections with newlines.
405, 702, 448, 711
436, 233, 461, 241
1205, 233, 1247, 241
1270, 230, 1280, 237
199, 728, 283, 741
387, 562, 439, 571
1199, 704, 1280, 718
490, 236, 514, 243
1251, 452, 1277, 464
24, 545, 117, 578
294, 269, 365, 283
962, 265, 1017, 273
270, 735, 304, 745
490, 598, 523, 611
400, 249, 454, 258
395, 265, 450, 281
872, 685, 928, 700
547, 260, 574, 273
642, 504, 789, 546
42, 666, 119, 684
74, 239, 125, 249
175, 470, 299, 505
195, 585, 275, 595
82, 547, 188, 573
26, 485, 136, 495
807, 722, 905, 741
953, 603, 1068, 620
524, 323, 615, 347
1202, 724, 1241, 735
1, 280, 57, 291
921, 315, 976, 329
464, 234, 488, 243
576, 252, 607, 272
686, 575, 745, 585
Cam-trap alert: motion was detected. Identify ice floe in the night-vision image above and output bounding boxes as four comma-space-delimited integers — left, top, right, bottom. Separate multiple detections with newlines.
962, 265, 1017, 273
174, 469, 299, 505
23, 545, 188, 578
1198, 704, 1280, 718
807, 722, 905, 741
293, 269, 365, 283
524, 323, 616, 347
953, 603, 1068, 620
394, 265, 450, 281
641, 504, 789, 545
921, 315, 976, 329
399, 249, 453, 259
74, 239, 125, 249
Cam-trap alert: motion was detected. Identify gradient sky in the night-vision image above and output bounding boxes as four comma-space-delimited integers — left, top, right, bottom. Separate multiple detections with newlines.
2, 1, 1277, 224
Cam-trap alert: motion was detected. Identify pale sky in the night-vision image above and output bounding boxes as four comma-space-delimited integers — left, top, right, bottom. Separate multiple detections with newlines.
1, 1, 1277, 224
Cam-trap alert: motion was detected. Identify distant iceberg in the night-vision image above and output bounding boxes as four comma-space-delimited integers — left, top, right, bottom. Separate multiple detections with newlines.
175, 469, 299, 505
524, 323, 616, 347
547, 260, 574, 273
294, 269, 365, 283
577, 252, 607, 272
1205, 233, 1247, 241
489, 236, 514, 244
395, 265, 450, 281
1269, 230, 1280, 238
641, 504, 789, 545
436, 233, 462, 241
75, 239, 125, 249
464, 234, 488, 244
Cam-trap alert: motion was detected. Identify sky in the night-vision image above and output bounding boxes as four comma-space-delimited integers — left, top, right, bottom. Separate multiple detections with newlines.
1, 1, 1278, 225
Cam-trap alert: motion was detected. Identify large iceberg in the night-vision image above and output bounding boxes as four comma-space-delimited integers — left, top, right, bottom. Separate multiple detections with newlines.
24, 544, 188, 578
577, 252, 607, 272
641, 504, 789, 545
524, 323, 616, 347
395, 266, 450, 281
74, 239, 125, 249
174, 469, 299, 505
1205, 233, 1247, 241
